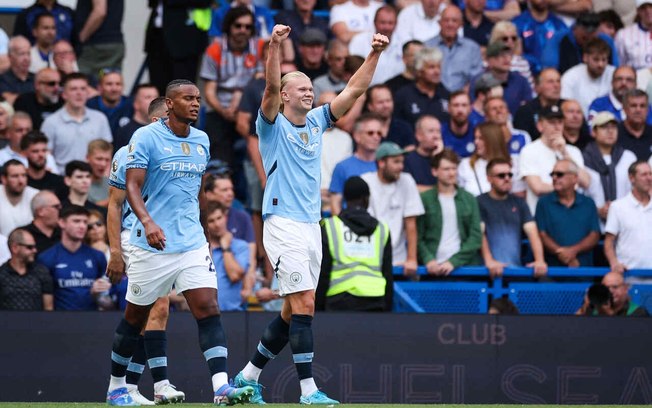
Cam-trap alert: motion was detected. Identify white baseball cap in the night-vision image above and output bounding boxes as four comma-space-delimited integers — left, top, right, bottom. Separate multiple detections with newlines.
637, 0, 652, 8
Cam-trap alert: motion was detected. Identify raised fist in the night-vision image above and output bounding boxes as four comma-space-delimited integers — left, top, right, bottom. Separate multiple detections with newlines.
271, 25, 291, 43
371, 33, 390, 52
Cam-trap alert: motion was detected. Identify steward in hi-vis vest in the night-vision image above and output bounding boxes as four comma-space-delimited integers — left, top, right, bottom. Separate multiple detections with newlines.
316, 176, 393, 311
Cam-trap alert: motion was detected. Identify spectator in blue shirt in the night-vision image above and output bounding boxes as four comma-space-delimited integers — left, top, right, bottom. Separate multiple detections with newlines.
86, 69, 133, 138
512, 0, 568, 75
541, 12, 619, 75
37, 205, 109, 310
207, 201, 250, 312
461, 0, 495, 47
589, 66, 652, 126
13, 0, 77, 47
535, 159, 601, 267
442, 91, 477, 158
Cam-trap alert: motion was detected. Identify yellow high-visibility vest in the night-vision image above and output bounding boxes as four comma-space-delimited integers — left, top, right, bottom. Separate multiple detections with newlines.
323, 216, 389, 297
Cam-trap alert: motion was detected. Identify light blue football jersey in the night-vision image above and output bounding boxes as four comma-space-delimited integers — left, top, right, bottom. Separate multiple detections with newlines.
108, 146, 136, 231
256, 104, 334, 223
126, 119, 210, 253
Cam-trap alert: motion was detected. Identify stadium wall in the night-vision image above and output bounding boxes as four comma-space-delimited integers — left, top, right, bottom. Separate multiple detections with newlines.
1, 311, 650, 404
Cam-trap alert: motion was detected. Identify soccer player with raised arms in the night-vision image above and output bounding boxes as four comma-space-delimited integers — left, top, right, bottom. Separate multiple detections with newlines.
104, 80, 253, 406
233, 25, 389, 405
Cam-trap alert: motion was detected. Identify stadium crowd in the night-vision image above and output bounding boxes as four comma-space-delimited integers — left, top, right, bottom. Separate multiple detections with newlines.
0, 0, 651, 315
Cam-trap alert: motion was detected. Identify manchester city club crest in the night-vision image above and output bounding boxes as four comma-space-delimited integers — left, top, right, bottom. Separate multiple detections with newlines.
181, 142, 191, 156
128, 143, 134, 153
130, 283, 142, 296
299, 132, 309, 144
197, 145, 205, 155
112, 160, 117, 172
290, 272, 302, 285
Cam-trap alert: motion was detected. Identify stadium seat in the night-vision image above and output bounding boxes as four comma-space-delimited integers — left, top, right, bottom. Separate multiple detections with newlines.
393, 282, 488, 313
507, 282, 591, 315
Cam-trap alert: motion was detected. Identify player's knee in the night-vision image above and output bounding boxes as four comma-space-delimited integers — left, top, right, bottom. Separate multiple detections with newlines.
147, 297, 170, 329
124, 303, 153, 329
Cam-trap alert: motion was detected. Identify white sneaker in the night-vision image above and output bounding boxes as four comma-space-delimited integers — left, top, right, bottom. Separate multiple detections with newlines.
154, 383, 185, 405
126, 385, 155, 406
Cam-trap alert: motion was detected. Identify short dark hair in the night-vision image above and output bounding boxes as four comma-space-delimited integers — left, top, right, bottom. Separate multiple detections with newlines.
489, 297, 519, 314
1, 159, 25, 177
34, 12, 55, 28
222, 6, 255, 36
486, 157, 512, 174
449, 90, 470, 103
165, 79, 196, 98
365, 84, 391, 106
402, 39, 423, 54
206, 200, 229, 217
203, 173, 231, 193
623, 88, 648, 106
135, 83, 157, 97
598, 10, 624, 32
148, 96, 167, 119
431, 148, 460, 169
59, 204, 90, 220
62, 72, 89, 88
583, 37, 610, 56
628, 160, 650, 177
64, 160, 92, 177
20, 130, 49, 151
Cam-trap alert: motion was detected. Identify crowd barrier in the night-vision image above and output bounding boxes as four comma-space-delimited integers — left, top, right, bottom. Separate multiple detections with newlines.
392, 266, 652, 314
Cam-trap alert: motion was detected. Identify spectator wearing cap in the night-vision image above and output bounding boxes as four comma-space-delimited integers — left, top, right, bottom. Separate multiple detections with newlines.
274, 0, 329, 53
617, 89, 652, 161
349, 6, 404, 85
519, 105, 590, 214
393, 47, 450, 127
561, 38, 615, 117
316, 176, 393, 312
329, 0, 382, 44
616, 0, 652, 71
361, 142, 424, 276
604, 160, 652, 276
584, 111, 637, 227
512, 0, 567, 76
417, 148, 481, 276
535, 158, 601, 267
514, 68, 563, 141
425, 5, 483, 92
329, 113, 383, 215
295, 28, 329, 79
470, 41, 532, 116
470, 72, 503, 125
542, 12, 619, 75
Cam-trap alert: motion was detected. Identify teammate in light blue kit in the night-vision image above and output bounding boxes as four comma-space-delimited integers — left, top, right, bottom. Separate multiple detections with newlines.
105, 80, 253, 406
105, 98, 186, 406
234, 25, 389, 405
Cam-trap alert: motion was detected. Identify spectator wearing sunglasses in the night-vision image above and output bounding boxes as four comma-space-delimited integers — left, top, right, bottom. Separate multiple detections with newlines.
14, 67, 62, 129
478, 158, 547, 278
19, 190, 62, 255
535, 159, 601, 267
0, 228, 53, 310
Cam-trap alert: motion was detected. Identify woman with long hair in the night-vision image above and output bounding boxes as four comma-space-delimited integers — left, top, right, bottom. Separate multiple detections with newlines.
84, 209, 110, 260
458, 122, 510, 196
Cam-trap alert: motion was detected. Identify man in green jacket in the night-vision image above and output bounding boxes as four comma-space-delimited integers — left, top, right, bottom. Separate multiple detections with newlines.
417, 148, 482, 275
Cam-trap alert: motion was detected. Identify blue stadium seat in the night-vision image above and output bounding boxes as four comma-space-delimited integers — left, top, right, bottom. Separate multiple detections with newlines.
630, 285, 652, 313
393, 282, 488, 314
508, 282, 591, 315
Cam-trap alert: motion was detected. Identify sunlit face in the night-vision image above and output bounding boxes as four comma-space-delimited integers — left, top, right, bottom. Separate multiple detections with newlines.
584, 51, 608, 79
485, 98, 509, 126
432, 158, 457, 187
59, 214, 89, 242
353, 120, 383, 152
367, 88, 394, 119
449, 94, 471, 125
439, 7, 462, 40
35, 69, 61, 104
537, 117, 564, 141
603, 273, 628, 308
536, 69, 561, 101
99, 72, 124, 104
374, 9, 397, 37
25, 142, 48, 170
65, 169, 91, 195
551, 161, 578, 193
87, 150, 112, 178
7, 117, 32, 150
86, 213, 106, 244
612, 68, 636, 100
592, 121, 618, 147
167, 84, 201, 123
561, 101, 584, 131
134, 86, 159, 118
379, 155, 404, 183
415, 117, 442, 151
629, 162, 652, 195
474, 129, 486, 157
12, 232, 37, 264
417, 61, 442, 86
208, 178, 235, 208
62, 78, 90, 109
35, 192, 61, 227
282, 76, 314, 113
9, 38, 30, 73
623, 96, 648, 126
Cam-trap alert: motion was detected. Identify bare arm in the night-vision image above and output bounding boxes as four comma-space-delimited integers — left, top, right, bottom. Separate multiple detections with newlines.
484, 0, 520, 22
481, 227, 506, 278
334, 94, 366, 134
126, 168, 166, 250
106, 186, 127, 284
577, 168, 591, 190
330, 22, 362, 44
330, 33, 389, 120
79, 0, 107, 43
539, 230, 561, 256
604, 232, 626, 273
42, 294, 54, 311
261, 25, 291, 122
523, 221, 548, 276
548, 0, 592, 14
404, 216, 418, 276
329, 193, 342, 215
525, 175, 554, 196
221, 234, 246, 283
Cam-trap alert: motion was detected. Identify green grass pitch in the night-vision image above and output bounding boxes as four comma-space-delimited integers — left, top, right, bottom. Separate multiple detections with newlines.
1, 404, 649, 408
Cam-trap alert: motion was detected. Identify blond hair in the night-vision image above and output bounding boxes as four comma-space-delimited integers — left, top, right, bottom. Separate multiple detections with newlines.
279, 71, 311, 112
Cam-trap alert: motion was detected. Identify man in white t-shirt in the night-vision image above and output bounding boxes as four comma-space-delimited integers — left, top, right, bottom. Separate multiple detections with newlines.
560, 37, 615, 116
349, 6, 404, 85
604, 160, 652, 275
361, 142, 424, 276
394, 0, 445, 44
329, 0, 383, 44
0, 160, 39, 236
519, 105, 590, 214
